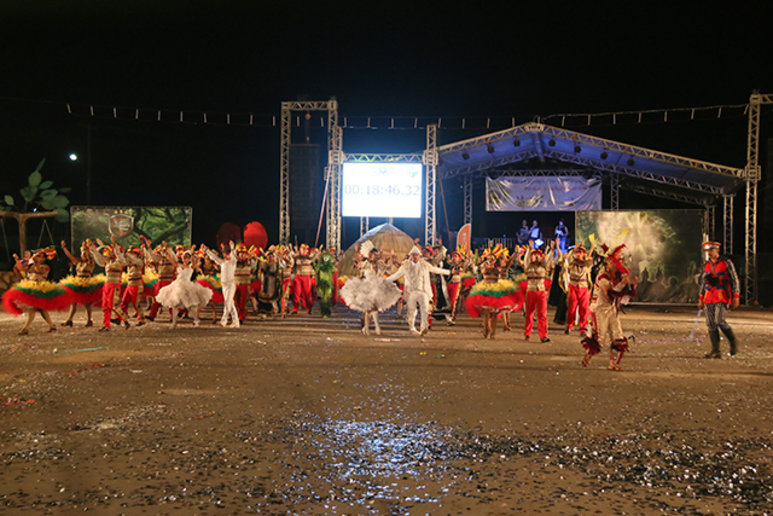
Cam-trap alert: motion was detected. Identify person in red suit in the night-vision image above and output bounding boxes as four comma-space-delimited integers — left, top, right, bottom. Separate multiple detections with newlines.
698, 241, 740, 358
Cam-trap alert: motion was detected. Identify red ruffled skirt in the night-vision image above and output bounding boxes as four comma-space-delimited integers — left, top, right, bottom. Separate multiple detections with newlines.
2, 279, 72, 316
465, 279, 524, 318
197, 275, 224, 303
60, 274, 104, 306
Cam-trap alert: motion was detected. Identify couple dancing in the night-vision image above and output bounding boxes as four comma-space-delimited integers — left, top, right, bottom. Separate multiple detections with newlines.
341, 241, 449, 336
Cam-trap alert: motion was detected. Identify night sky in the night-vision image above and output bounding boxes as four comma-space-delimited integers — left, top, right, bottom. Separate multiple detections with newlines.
1, 2, 772, 250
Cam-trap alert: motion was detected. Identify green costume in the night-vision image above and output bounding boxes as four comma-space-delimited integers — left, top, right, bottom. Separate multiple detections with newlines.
314, 252, 336, 318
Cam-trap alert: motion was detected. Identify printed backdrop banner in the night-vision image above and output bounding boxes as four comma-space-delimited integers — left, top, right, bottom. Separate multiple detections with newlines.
575, 210, 703, 303
70, 206, 193, 248
486, 176, 602, 212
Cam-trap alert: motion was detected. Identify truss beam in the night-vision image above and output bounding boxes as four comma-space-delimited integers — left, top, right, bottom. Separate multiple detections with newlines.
620, 181, 713, 206
279, 99, 339, 247
463, 176, 472, 225
723, 194, 733, 254
344, 153, 424, 163
424, 125, 438, 246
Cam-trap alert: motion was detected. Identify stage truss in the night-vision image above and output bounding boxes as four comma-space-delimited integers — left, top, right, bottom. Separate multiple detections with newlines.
280, 92, 768, 303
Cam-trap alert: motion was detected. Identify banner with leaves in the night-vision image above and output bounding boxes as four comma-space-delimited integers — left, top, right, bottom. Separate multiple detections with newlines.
485, 176, 601, 212
575, 210, 703, 303
70, 206, 192, 248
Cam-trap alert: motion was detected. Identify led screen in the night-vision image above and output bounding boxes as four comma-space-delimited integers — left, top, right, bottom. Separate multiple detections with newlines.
341, 162, 423, 218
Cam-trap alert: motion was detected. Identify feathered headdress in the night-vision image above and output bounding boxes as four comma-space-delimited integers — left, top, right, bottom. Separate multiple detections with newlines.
35, 247, 57, 260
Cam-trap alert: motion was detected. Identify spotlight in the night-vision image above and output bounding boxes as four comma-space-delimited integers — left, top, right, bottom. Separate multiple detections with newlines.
600, 150, 608, 160
574, 144, 581, 153
627, 157, 635, 166
487, 144, 495, 154
513, 138, 520, 147
548, 138, 556, 147
69, 153, 78, 161
462, 151, 470, 160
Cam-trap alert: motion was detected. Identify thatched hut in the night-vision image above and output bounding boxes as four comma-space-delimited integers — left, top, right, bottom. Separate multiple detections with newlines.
337, 223, 416, 278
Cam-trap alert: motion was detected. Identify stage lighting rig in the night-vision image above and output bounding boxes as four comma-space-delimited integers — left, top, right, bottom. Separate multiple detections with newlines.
600, 150, 608, 160
462, 151, 470, 160
548, 138, 556, 146
627, 157, 635, 166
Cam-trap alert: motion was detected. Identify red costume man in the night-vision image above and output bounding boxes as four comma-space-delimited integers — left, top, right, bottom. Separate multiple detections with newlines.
565, 243, 595, 336
145, 239, 176, 321
523, 247, 554, 342
119, 246, 146, 326
234, 243, 257, 322
698, 241, 740, 358
292, 244, 316, 314
91, 237, 129, 331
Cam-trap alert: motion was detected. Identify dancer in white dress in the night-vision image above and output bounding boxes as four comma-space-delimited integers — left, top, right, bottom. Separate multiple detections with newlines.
340, 241, 401, 335
155, 249, 213, 328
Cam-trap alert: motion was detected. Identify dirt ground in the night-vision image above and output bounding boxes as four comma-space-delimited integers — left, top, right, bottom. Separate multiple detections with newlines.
0, 303, 771, 515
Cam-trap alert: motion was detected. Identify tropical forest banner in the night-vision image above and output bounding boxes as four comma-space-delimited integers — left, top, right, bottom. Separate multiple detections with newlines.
486, 176, 601, 211
575, 210, 703, 303
70, 206, 192, 248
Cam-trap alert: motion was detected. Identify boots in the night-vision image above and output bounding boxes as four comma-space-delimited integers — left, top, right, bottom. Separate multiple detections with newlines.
721, 327, 738, 355
704, 329, 721, 359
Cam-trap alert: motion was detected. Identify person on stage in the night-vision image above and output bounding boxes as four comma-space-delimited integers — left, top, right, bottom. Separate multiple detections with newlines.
582, 245, 637, 370
386, 245, 450, 336
2, 247, 70, 335
340, 241, 401, 334
59, 239, 103, 327
204, 241, 240, 327
698, 241, 740, 358
564, 242, 595, 336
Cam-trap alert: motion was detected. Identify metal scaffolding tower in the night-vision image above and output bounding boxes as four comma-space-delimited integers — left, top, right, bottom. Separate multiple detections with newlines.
744, 91, 771, 304
723, 194, 734, 254
279, 99, 339, 246
424, 124, 438, 246
463, 175, 472, 225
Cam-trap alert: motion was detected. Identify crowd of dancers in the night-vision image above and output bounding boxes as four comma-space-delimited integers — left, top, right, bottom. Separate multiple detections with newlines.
2, 234, 740, 370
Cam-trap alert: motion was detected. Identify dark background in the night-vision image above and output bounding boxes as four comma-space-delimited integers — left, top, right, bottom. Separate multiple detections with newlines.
1, 2, 772, 295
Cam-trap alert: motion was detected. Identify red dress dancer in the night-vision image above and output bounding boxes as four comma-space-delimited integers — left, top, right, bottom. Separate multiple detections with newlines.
91, 238, 129, 331
145, 239, 176, 321
292, 244, 316, 314
119, 246, 146, 325
582, 247, 637, 370
523, 247, 554, 342
464, 247, 520, 339
565, 243, 595, 336
60, 239, 103, 327
2, 248, 71, 335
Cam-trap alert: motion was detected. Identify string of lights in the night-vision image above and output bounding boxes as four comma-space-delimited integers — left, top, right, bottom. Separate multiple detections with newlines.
1, 95, 769, 130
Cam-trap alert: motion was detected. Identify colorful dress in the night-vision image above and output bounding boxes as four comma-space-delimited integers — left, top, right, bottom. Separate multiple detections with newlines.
60, 259, 104, 306
3, 265, 71, 315
464, 264, 522, 318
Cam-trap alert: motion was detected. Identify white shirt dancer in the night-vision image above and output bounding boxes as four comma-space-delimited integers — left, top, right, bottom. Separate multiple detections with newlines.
203, 241, 239, 328
386, 246, 449, 336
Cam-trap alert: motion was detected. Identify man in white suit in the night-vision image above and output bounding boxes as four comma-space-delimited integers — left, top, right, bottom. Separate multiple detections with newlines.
203, 241, 240, 328
387, 246, 450, 335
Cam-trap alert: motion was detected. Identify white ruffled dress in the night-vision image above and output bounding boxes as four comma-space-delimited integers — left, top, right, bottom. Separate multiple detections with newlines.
340, 261, 401, 313
156, 266, 213, 310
